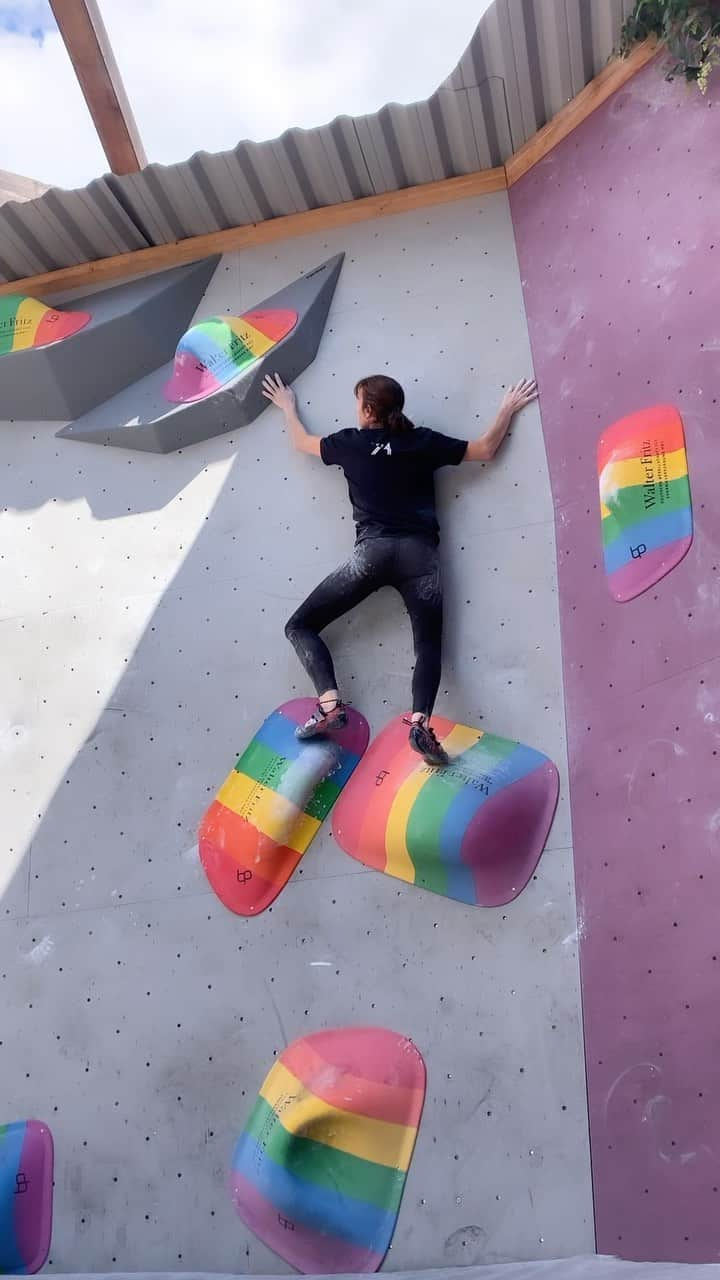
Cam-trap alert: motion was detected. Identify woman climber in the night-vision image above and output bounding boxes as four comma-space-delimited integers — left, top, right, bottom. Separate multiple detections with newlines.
261, 371, 537, 766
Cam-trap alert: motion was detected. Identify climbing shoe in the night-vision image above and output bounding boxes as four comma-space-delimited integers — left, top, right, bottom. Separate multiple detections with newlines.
405, 717, 448, 767
296, 699, 348, 740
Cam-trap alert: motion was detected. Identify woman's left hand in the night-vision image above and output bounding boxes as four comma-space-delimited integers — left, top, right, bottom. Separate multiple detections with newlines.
262, 372, 296, 413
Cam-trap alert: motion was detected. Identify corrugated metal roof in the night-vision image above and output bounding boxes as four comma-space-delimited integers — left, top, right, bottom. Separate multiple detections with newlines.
0, 0, 635, 284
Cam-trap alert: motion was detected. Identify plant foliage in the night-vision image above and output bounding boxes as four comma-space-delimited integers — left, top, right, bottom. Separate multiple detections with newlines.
618, 0, 720, 91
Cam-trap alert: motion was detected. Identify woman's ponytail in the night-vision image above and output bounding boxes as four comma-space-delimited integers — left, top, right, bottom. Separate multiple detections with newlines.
386, 405, 414, 432
355, 375, 414, 433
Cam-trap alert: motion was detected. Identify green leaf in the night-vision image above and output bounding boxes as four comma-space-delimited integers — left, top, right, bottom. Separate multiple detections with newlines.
617, 0, 720, 90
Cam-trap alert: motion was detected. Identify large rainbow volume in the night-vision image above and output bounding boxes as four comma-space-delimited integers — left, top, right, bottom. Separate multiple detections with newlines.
0, 296, 90, 355
163, 308, 297, 403
598, 405, 693, 602
230, 1028, 425, 1274
0, 1121, 53, 1274
199, 699, 369, 915
332, 714, 559, 907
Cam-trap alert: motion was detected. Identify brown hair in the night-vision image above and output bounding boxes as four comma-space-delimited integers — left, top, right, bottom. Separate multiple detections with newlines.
354, 375, 414, 433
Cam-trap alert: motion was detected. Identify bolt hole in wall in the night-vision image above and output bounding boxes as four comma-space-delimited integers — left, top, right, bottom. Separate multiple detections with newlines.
0, 199, 591, 1267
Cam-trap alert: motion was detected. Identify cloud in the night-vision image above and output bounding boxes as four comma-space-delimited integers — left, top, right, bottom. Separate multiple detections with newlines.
0, 27, 104, 185
0, 1, 55, 42
0, 0, 490, 190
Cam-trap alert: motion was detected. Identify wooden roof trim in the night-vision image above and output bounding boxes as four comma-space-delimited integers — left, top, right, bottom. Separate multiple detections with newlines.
506, 38, 658, 186
0, 169, 506, 298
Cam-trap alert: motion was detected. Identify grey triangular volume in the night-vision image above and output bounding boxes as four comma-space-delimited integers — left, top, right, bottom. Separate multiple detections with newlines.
1, 256, 220, 421
57, 253, 345, 453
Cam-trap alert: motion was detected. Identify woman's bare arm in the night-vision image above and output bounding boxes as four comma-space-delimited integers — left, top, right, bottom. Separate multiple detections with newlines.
464, 378, 538, 462
262, 372, 322, 457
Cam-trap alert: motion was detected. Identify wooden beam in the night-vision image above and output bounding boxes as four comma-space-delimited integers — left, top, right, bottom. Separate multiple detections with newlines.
49, 0, 146, 175
0, 167, 507, 299
505, 38, 659, 187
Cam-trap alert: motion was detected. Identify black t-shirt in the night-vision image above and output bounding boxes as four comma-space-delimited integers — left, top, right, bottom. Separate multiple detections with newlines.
320, 425, 468, 544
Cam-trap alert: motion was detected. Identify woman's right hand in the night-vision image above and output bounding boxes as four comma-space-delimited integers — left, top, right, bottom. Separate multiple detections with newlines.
499, 378, 537, 416
262, 372, 296, 414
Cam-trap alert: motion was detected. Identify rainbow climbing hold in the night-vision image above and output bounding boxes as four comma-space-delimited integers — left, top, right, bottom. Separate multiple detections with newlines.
332, 713, 559, 907
0, 296, 90, 355
163, 308, 298, 403
598, 405, 693, 602
0, 1121, 53, 1274
199, 699, 369, 915
230, 1027, 425, 1274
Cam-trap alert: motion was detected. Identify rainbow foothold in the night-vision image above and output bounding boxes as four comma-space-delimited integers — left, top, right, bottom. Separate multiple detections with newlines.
0, 1121, 53, 1274
598, 405, 692, 602
230, 1027, 425, 1273
0, 296, 90, 354
199, 699, 369, 915
332, 714, 559, 907
163, 308, 297, 403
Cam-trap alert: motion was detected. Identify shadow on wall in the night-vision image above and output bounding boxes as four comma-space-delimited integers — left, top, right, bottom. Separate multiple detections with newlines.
0, 419, 216, 519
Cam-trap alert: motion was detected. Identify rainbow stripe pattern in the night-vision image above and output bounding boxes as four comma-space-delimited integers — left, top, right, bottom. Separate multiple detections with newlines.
0, 1121, 53, 1274
598, 405, 692, 602
199, 699, 369, 915
163, 308, 297, 403
230, 1027, 425, 1274
0, 295, 90, 355
332, 714, 559, 907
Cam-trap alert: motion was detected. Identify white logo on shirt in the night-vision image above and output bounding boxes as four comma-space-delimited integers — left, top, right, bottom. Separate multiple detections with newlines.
371, 442, 392, 457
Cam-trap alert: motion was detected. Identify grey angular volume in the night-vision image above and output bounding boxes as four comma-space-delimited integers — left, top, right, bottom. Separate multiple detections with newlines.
1, 257, 219, 421
57, 253, 344, 453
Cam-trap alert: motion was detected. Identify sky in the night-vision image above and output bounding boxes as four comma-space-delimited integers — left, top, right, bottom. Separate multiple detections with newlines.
0, 0, 492, 191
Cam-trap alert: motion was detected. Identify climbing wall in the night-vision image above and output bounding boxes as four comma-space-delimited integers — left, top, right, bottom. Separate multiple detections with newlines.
0, 197, 592, 1269
510, 59, 720, 1263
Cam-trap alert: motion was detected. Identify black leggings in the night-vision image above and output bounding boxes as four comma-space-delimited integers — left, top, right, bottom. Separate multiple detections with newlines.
285, 535, 443, 718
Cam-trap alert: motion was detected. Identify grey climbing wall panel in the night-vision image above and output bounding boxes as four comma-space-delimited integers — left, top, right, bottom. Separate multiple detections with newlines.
58, 256, 344, 453
0, 197, 592, 1270
0, 258, 218, 421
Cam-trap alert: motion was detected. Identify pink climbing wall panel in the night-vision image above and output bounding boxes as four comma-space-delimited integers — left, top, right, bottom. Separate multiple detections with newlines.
510, 59, 720, 1262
